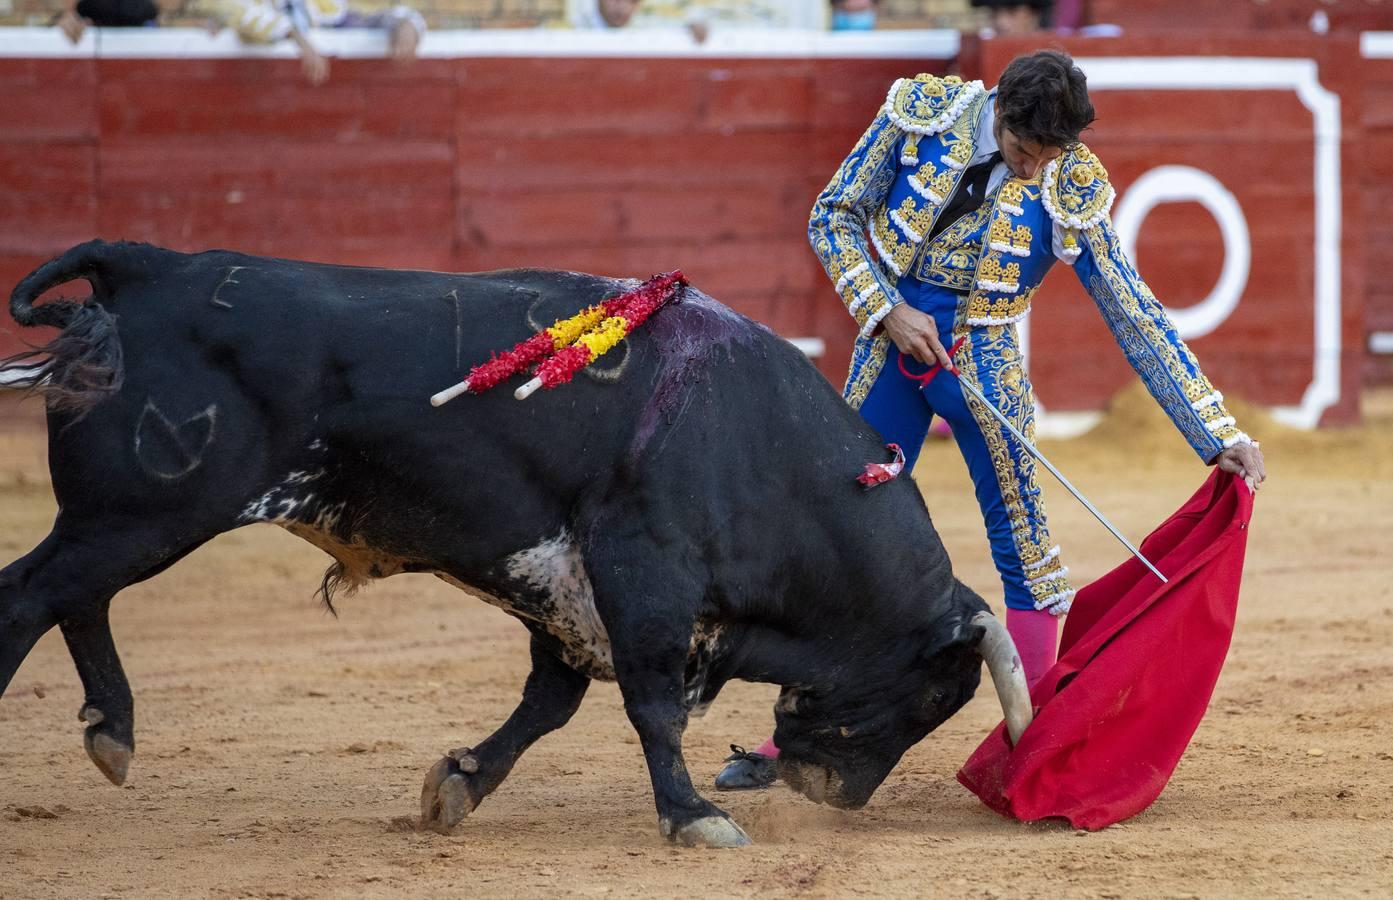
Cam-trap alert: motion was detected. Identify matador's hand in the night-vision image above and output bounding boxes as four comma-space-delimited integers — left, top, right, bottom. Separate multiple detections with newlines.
1216, 442, 1266, 491
882, 304, 953, 370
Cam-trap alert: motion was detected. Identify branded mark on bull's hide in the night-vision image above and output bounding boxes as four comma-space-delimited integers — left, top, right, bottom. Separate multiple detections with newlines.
134, 400, 218, 480
210, 266, 246, 309
444, 289, 464, 371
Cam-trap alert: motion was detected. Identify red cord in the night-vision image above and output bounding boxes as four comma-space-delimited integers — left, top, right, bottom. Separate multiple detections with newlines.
897, 336, 968, 385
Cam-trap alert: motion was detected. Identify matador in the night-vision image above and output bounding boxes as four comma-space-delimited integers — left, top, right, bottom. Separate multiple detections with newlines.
716, 49, 1267, 791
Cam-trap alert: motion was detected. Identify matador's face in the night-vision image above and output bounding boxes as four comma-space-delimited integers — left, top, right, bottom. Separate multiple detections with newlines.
994, 114, 1064, 182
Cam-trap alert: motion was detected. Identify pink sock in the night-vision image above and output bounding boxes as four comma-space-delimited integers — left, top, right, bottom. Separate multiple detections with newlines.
753, 737, 779, 759
1006, 607, 1059, 691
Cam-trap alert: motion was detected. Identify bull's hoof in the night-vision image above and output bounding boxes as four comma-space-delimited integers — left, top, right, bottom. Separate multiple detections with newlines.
80, 708, 132, 786
673, 816, 752, 849
84, 729, 132, 786
419, 748, 481, 833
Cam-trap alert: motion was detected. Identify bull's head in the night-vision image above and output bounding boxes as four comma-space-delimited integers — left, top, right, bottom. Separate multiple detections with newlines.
771, 584, 1032, 810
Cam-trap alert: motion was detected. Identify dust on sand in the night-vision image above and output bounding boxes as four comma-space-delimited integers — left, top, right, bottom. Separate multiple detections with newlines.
2, 386, 1391, 898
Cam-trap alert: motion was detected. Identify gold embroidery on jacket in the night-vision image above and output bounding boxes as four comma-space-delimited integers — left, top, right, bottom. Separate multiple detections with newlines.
912, 200, 994, 290
843, 334, 893, 411
1082, 225, 1246, 454
948, 320, 1071, 604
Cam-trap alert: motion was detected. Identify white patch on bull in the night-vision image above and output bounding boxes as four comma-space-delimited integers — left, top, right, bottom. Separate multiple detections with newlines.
501, 531, 616, 679
241, 491, 274, 522
685, 620, 723, 716
240, 469, 336, 527
240, 474, 409, 593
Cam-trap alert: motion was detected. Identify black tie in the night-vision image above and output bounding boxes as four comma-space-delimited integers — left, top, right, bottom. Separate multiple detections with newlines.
929, 151, 1003, 241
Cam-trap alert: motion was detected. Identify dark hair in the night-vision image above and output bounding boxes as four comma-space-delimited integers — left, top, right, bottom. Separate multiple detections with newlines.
996, 49, 1095, 149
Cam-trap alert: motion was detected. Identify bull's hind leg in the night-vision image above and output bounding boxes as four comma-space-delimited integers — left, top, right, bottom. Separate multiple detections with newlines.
587, 555, 751, 849
1, 519, 211, 784
420, 634, 589, 833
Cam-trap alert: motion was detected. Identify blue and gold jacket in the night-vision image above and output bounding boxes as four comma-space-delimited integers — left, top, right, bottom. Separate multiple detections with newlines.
808, 74, 1250, 462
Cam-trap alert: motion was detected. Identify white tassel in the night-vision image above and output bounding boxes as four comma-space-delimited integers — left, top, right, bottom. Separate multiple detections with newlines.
1191, 390, 1225, 411
907, 175, 945, 207
835, 262, 869, 294
965, 310, 1030, 327
975, 279, 1020, 295
1205, 415, 1237, 433
868, 228, 905, 277
989, 240, 1030, 258
1023, 546, 1062, 572
889, 209, 925, 244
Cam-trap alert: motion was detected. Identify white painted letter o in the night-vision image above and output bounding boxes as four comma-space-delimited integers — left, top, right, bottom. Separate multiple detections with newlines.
1112, 165, 1250, 339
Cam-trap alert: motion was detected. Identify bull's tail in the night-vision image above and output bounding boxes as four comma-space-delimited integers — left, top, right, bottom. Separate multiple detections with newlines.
1, 240, 151, 414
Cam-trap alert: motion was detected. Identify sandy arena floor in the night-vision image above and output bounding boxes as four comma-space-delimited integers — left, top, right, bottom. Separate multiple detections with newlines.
1, 385, 1391, 899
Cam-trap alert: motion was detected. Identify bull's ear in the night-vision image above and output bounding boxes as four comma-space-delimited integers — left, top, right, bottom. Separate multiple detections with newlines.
919, 617, 986, 665
920, 580, 991, 664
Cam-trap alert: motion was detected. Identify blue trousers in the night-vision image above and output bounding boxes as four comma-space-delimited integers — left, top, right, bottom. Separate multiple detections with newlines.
858, 277, 1074, 613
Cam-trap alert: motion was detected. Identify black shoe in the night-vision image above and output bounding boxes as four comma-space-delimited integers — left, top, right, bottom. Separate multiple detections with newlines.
714, 744, 778, 791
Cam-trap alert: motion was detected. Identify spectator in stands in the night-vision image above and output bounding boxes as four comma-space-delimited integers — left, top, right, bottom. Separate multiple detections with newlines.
971, 0, 1050, 35
829, 0, 880, 31
56, 0, 424, 84
56, 0, 178, 43
570, 0, 640, 29
570, 0, 709, 44
206, 0, 427, 85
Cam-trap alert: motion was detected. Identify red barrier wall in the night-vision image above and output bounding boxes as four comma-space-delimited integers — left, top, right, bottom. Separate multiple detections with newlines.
0, 34, 1375, 427
1088, 1, 1393, 33
1363, 49, 1393, 384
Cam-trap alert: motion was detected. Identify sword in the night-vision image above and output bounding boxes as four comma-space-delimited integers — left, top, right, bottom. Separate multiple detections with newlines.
901, 347, 1167, 585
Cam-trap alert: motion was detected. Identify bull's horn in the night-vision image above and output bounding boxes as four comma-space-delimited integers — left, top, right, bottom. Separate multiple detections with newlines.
970, 611, 1033, 746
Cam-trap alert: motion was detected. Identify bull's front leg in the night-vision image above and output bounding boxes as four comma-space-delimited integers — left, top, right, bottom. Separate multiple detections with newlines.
420, 635, 589, 833
592, 563, 750, 848
615, 663, 749, 847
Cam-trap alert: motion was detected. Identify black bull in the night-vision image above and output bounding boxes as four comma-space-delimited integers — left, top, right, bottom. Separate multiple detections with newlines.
0, 240, 1030, 848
